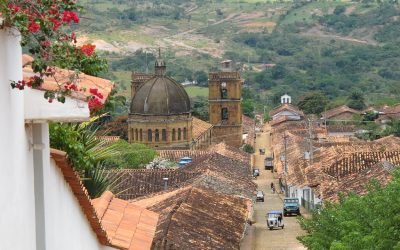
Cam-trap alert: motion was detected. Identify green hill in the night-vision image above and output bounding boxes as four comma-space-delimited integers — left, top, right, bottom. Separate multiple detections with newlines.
76, 0, 400, 112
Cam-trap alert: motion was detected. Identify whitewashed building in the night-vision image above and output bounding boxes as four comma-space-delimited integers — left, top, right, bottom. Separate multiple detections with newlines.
0, 29, 158, 250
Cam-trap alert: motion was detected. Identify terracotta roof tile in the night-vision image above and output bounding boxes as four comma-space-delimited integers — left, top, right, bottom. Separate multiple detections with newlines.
22, 54, 114, 103
92, 191, 159, 250
143, 187, 251, 249
321, 105, 360, 119
269, 103, 304, 117
192, 117, 213, 140
157, 149, 210, 161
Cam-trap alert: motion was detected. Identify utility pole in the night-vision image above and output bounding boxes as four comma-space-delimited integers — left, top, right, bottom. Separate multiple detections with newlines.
283, 132, 288, 175
307, 117, 313, 165
282, 132, 288, 197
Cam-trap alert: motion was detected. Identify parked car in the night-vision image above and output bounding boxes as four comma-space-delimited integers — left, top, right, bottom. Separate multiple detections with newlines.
256, 190, 264, 202
267, 211, 284, 230
253, 168, 260, 177
283, 198, 300, 216
264, 155, 273, 170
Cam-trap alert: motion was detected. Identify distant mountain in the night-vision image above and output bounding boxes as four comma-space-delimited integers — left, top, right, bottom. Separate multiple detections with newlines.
77, 0, 400, 111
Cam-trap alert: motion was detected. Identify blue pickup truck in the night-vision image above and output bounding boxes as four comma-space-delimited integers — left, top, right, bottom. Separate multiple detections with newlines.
283, 198, 301, 216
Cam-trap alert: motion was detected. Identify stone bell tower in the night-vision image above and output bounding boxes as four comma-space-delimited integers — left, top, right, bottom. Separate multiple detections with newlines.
208, 60, 243, 147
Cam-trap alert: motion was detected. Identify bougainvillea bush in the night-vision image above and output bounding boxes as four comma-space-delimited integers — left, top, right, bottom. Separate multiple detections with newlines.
0, 0, 107, 112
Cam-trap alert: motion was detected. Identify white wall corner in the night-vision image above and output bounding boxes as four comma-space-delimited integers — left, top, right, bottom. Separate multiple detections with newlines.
24, 88, 90, 123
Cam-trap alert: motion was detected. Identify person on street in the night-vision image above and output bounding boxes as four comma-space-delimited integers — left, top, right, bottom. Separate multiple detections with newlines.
271, 182, 275, 193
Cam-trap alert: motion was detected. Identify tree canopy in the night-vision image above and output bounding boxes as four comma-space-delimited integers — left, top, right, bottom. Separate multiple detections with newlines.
297, 92, 328, 115
299, 170, 400, 250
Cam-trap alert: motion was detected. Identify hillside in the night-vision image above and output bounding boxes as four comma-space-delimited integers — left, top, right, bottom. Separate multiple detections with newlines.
76, 0, 400, 113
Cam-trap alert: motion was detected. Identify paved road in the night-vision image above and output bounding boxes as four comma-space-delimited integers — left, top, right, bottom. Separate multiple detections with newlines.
241, 125, 306, 250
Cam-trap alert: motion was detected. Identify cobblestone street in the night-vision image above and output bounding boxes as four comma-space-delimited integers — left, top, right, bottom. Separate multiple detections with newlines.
241, 124, 306, 250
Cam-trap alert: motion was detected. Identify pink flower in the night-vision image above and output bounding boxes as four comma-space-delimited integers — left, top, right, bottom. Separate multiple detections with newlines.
28, 22, 40, 33
50, 18, 61, 30
62, 11, 79, 23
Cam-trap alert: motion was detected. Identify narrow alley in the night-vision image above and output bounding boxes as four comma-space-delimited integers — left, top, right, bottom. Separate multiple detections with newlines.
241, 124, 306, 250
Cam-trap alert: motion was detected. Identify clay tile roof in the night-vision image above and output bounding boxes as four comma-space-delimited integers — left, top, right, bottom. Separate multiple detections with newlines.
50, 149, 111, 246
242, 115, 255, 145
321, 161, 396, 202
109, 152, 255, 201
321, 105, 360, 119
192, 117, 213, 140
92, 191, 159, 250
270, 115, 294, 127
157, 149, 210, 161
379, 104, 400, 114
208, 142, 250, 165
22, 54, 114, 103
138, 187, 251, 250
269, 103, 304, 117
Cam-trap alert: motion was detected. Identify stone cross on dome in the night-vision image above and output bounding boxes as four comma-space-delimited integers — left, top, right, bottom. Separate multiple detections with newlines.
155, 47, 166, 76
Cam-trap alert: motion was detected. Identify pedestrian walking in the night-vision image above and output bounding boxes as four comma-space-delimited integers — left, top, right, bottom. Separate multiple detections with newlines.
271, 182, 275, 194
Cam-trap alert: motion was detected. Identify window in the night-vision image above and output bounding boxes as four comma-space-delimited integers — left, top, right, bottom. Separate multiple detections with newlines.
148, 129, 152, 142
178, 128, 181, 140
172, 128, 176, 141
155, 129, 160, 142
162, 129, 167, 142
221, 88, 228, 99
221, 108, 229, 120
183, 127, 187, 140
140, 129, 143, 141
135, 129, 138, 141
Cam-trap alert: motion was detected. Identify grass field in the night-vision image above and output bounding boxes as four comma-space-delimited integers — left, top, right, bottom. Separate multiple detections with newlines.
184, 86, 209, 98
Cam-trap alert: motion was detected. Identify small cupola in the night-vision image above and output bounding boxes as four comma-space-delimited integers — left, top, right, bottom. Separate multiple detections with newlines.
281, 94, 291, 104
155, 48, 166, 76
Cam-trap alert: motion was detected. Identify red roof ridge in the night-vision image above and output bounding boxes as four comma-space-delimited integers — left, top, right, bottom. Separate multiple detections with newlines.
50, 149, 111, 246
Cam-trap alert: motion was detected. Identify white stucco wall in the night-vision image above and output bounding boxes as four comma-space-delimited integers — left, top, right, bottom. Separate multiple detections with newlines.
45, 157, 115, 250
0, 28, 37, 250
0, 28, 112, 250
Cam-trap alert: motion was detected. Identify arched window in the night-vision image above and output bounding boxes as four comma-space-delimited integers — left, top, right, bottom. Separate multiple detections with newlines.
155, 129, 160, 142
148, 129, 152, 142
135, 129, 138, 141
221, 88, 228, 99
140, 129, 143, 141
221, 108, 229, 120
162, 129, 167, 142
178, 128, 181, 140
183, 127, 187, 140
172, 128, 176, 141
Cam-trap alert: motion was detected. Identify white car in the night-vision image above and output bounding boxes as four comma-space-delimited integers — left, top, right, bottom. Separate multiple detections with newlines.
267, 211, 284, 230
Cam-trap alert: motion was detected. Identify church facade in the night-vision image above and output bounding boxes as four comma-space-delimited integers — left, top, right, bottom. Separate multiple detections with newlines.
128, 54, 193, 149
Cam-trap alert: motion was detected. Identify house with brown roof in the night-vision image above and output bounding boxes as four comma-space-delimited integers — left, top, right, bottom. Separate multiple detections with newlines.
191, 117, 213, 150
242, 115, 255, 146
269, 103, 304, 128
133, 186, 251, 250
110, 151, 254, 200
376, 104, 400, 123
321, 105, 360, 122
102, 150, 255, 249
271, 119, 400, 210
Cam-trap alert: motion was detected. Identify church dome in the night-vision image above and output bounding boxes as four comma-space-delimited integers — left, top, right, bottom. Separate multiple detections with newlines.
130, 56, 191, 115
